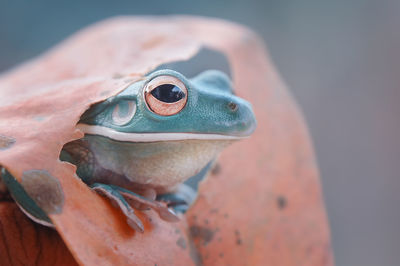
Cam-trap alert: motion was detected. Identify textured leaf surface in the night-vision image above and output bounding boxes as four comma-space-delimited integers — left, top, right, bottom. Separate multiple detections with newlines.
0, 202, 77, 266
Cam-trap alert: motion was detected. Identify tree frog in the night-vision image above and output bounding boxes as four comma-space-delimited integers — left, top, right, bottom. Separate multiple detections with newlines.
1, 69, 256, 232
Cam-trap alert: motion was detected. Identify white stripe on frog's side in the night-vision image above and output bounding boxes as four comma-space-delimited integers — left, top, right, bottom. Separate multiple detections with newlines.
76, 124, 244, 142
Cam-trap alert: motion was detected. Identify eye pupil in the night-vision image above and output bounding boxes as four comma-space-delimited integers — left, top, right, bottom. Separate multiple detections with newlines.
151, 84, 185, 103
144, 75, 188, 116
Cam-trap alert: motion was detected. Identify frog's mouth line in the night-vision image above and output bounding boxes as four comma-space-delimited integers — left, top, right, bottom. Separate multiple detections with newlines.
76, 124, 246, 142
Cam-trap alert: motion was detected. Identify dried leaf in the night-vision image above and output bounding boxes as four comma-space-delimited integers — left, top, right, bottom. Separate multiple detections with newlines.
0, 16, 333, 265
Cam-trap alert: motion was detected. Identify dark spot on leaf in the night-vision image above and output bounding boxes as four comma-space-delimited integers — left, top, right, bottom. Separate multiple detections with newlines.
235, 230, 243, 245
100, 90, 112, 96
277, 195, 287, 210
219, 252, 224, 258
188, 236, 203, 266
21, 170, 64, 214
209, 208, 219, 214
211, 163, 221, 175
176, 237, 187, 250
190, 225, 215, 246
112, 73, 123, 79
0, 135, 15, 150
224, 213, 229, 218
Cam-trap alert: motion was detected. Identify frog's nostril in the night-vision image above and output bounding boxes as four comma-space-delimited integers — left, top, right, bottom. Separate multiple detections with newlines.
228, 102, 238, 112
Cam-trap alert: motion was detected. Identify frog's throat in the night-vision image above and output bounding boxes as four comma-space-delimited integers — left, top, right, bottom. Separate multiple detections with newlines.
76, 124, 245, 142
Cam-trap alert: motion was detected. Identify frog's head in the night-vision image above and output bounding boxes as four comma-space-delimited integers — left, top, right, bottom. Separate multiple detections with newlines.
80, 69, 256, 139
77, 69, 256, 192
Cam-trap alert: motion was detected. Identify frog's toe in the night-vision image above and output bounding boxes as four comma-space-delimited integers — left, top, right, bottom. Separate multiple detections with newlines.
125, 214, 145, 233
126, 187, 157, 211
91, 183, 179, 231
113, 185, 179, 223
91, 183, 144, 232
157, 184, 197, 214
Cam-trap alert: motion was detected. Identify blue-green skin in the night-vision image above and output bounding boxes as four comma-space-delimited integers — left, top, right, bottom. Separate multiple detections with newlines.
82, 69, 255, 136
2, 69, 256, 229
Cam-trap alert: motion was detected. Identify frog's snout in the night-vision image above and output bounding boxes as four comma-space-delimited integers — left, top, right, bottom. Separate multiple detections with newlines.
224, 95, 257, 137
188, 69, 257, 137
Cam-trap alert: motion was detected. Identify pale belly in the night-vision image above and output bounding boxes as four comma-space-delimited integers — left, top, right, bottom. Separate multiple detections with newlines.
84, 135, 233, 193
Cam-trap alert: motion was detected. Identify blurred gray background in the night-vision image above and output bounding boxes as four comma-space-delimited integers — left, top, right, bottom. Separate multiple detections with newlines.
0, 1, 398, 265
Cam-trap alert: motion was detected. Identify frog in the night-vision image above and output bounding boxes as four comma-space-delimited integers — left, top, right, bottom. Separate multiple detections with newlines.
0, 68, 256, 232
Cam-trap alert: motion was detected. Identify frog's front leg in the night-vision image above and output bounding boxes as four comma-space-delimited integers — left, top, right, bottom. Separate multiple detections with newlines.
91, 183, 179, 232
61, 142, 180, 231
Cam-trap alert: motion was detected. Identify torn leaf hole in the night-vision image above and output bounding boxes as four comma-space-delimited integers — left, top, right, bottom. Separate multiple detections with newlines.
150, 47, 232, 79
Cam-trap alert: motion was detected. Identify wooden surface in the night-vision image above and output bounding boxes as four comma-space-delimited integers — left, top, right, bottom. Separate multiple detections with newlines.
0, 16, 333, 265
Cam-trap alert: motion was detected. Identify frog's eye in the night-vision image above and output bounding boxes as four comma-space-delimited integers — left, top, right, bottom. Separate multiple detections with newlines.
144, 75, 188, 116
111, 100, 137, 126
